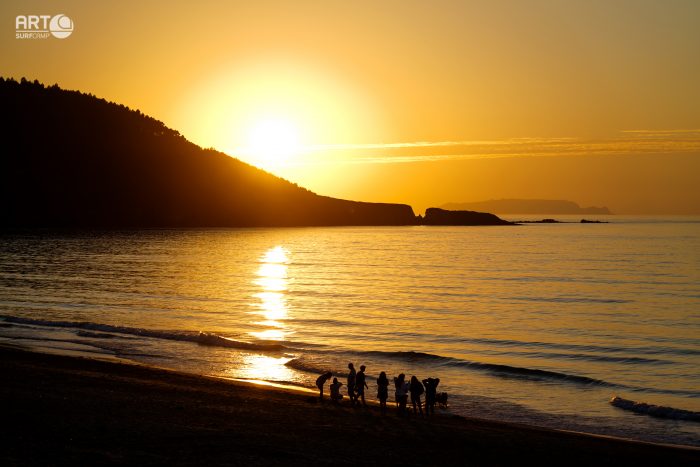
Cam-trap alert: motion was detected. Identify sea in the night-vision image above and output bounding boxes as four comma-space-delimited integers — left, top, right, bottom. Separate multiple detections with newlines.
1, 215, 699, 447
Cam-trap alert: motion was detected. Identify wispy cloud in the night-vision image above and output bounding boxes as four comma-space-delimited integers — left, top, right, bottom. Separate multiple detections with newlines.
303, 137, 577, 152
621, 129, 700, 136
295, 131, 700, 165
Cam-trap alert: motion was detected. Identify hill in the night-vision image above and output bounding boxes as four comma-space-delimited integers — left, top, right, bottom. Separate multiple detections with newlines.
441, 199, 612, 215
0, 78, 415, 228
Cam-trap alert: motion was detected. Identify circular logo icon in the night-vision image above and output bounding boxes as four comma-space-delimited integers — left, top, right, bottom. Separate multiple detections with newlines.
49, 14, 73, 39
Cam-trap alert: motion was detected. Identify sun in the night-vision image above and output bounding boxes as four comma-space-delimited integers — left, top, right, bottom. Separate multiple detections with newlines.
241, 117, 302, 171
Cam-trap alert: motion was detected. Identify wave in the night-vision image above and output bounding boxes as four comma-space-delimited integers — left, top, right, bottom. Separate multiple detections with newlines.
0, 315, 290, 352
610, 396, 700, 422
195, 332, 287, 351
285, 358, 335, 375
298, 350, 615, 388
394, 351, 614, 386
454, 360, 613, 386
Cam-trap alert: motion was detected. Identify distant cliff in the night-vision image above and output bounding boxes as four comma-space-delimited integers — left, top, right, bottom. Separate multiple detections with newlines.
422, 208, 514, 226
441, 199, 611, 215
0, 78, 415, 228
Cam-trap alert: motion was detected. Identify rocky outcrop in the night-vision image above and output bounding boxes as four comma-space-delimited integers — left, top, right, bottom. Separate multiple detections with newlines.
422, 208, 514, 226
442, 199, 612, 215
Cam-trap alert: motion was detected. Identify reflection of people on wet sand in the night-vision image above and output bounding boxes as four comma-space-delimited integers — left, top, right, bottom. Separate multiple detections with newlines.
422, 377, 440, 415
347, 363, 357, 406
316, 371, 333, 401
377, 371, 389, 414
409, 376, 424, 416
356, 365, 368, 407
329, 377, 344, 403
394, 373, 409, 416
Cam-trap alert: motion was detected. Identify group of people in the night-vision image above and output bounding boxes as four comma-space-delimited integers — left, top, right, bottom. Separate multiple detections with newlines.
316, 363, 441, 416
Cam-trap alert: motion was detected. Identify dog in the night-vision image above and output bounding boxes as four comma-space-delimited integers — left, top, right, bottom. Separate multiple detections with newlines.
435, 392, 448, 408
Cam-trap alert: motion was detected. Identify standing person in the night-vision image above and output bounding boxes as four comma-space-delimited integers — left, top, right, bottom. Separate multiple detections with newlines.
316, 371, 333, 401
422, 377, 440, 416
409, 376, 424, 416
329, 377, 344, 403
377, 371, 390, 414
347, 363, 357, 406
356, 365, 369, 407
394, 373, 409, 416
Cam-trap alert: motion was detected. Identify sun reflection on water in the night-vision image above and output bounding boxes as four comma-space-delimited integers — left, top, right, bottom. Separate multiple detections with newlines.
254, 292, 286, 320
261, 246, 289, 264
249, 246, 291, 341
237, 354, 295, 382
239, 246, 295, 381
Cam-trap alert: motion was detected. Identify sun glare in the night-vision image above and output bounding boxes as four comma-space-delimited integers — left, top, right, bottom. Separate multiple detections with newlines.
178, 60, 387, 179
241, 117, 302, 171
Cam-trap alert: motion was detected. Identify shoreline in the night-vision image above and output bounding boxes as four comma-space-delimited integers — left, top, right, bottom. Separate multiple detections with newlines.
215, 375, 698, 452
1, 347, 697, 466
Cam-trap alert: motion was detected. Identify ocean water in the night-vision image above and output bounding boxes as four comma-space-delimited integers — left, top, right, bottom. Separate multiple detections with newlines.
1, 217, 699, 447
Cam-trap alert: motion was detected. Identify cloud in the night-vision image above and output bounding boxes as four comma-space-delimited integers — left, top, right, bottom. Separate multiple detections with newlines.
621, 129, 700, 136
296, 131, 700, 165
303, 137, 577, 151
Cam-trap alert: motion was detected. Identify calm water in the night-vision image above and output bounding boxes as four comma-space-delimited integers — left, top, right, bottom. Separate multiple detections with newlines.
1, 217, 699, 446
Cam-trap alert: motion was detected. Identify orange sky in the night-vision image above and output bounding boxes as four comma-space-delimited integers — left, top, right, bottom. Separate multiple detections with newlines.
2, 0, 699, 213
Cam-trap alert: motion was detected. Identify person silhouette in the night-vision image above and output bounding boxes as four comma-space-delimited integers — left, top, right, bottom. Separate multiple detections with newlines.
394, 373, 409, 416
377, 371, 390, 414
422, 377, 440, 415
356, 365, 369, 406
329, 377, 344, 403
347, 363, 357, 406
316, 371, 333, 401
409, 375, 424, 416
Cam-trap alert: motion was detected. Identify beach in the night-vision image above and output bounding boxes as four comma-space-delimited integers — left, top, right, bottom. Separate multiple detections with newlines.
1, 347, 697, 466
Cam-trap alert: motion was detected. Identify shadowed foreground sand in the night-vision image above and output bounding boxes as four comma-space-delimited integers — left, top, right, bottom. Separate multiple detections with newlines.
1, 347, 697, 466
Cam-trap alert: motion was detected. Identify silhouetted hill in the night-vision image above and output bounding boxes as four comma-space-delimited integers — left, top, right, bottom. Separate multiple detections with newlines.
422, 208, 513, 226
0, 78, 415, 228
441, 199, 611, 215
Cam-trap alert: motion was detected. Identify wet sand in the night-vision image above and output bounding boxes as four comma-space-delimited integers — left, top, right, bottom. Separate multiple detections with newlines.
1, 347, 697, 466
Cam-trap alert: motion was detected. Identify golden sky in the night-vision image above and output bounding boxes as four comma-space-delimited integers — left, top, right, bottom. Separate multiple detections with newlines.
3, 0, 699, 213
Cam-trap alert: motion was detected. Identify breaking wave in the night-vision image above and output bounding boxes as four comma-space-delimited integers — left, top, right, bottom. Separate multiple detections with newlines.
196, 332, 287, 351
0, 315, 289, 352
285, 358, 335, 375
610, 396, 700, 422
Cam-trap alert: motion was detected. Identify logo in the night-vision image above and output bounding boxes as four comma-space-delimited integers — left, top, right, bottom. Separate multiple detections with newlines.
16, 14, 74, 40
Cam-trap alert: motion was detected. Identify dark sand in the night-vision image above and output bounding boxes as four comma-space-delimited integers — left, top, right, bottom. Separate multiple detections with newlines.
1, 347, 697, 466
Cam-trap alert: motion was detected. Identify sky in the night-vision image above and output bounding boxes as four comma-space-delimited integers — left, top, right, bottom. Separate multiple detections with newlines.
2, 0, 699, 214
